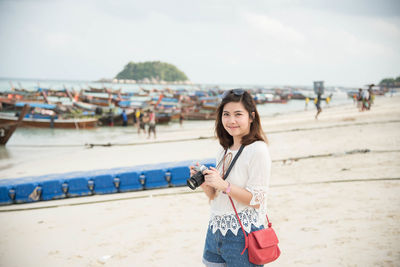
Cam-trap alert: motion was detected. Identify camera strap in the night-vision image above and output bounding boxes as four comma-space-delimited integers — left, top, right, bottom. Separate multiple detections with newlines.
222, 144, 245, 180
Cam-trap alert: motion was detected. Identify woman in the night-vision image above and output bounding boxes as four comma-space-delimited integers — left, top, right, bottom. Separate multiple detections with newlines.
190, 89, 271, 267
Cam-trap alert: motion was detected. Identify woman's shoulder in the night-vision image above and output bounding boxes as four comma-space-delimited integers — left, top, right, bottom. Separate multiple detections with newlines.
246, 140, 269, 153
245, 141, 270, 159
245, 141, 271, 165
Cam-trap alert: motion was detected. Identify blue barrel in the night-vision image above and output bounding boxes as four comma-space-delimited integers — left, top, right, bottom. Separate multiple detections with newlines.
61, 172, 92, 197
114, 168, 142, 192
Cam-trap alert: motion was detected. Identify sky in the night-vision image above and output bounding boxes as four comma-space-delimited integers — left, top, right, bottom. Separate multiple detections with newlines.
0, 0, 399, 87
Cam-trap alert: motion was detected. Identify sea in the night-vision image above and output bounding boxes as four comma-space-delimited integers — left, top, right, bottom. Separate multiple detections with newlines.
0, 78, 355, 170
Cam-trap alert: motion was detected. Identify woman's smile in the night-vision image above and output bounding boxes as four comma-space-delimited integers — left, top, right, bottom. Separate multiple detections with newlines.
222, 102, 252, 140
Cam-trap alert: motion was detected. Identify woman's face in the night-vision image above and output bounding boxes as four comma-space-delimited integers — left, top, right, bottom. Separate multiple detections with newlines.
222, 101, 253, 140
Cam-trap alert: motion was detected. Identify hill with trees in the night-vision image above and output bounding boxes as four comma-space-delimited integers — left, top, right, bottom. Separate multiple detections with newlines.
379, 75, 400, 88
115, 61, 189, 82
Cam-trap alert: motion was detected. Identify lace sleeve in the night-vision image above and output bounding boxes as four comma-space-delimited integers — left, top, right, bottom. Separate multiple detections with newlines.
246, 185, 268, 223
246, 186, 268, 208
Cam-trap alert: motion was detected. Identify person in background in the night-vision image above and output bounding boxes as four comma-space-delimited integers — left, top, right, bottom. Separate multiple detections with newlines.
179, 112, 184, 126
357, 88, 363, 111
314, 93, 322, 119
367, 88, 374, 110
133, 108, 137, 126
107, 108, 114, 127
325, 94, 331, 106
122, 109, 128, 127
305, 97, 309, 110
138, 109, 146, 134
136, 108, 143, 134
362, 89, 370, 111
352, 93, 357, 105
147, 109, 157, 139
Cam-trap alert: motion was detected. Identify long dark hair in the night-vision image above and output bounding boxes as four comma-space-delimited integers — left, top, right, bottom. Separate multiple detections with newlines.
215, 90, 267, 149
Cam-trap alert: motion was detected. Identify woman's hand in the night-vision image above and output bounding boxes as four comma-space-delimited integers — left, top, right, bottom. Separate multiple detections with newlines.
189, 162, 199, 177
189, 163, 212, 190
189, 163, 217, 200
203, 167, 228, 191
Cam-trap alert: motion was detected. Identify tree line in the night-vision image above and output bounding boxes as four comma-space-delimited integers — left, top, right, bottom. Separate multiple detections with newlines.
115, 61, 189, 82
379, 75, 400, 87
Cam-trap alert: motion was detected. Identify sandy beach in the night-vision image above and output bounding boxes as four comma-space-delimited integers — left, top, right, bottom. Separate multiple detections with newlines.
0, 96, 399, 266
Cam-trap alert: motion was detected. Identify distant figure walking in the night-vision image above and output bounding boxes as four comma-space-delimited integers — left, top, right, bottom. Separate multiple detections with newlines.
325, 94, 331, 106
136, 108, 146, 134
147, 110, 156, 139
133, 108, 137, 126
122, 109, 128, 127
367, 88, 374, 110
362, 89, 370, 111
357, 88, 363, 111
315, 93, 322, 119
107, 108, 114, 127
305, 97, 309, 110
352, 93, 357, 105
179, 112, 184, 126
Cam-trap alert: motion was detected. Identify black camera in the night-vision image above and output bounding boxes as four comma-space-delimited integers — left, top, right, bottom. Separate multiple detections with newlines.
187, 165, 208, 190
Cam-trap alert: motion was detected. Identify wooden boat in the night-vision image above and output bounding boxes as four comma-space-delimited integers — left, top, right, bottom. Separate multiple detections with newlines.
0, 113, 98, 129
264, 99, 288, 104
98, 109, 134, 126
0, 104, 30, 145
183, 109, 216, 120
155, 112, 172, 124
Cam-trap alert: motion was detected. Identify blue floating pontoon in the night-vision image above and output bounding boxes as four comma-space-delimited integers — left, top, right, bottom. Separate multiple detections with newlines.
0, 158, 216, 205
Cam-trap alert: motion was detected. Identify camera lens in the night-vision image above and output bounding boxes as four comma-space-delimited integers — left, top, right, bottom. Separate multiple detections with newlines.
187, 165, 207, 190
187, 178, 197, 190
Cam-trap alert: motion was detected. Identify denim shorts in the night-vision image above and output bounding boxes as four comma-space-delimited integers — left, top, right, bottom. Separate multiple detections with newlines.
202, 224, 264, 267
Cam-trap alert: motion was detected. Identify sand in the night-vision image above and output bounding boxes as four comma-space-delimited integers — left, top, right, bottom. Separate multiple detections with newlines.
0, 95, 399, 266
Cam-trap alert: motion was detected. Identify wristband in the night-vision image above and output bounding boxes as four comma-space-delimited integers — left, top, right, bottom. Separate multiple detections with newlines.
223, 182, 231, 194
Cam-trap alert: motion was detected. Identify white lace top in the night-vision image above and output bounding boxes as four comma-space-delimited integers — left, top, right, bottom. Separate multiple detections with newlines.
208, 141, 271, 236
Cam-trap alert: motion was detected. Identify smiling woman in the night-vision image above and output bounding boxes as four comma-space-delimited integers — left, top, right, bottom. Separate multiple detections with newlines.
190, 89, 274, 266
222, 101, 254, 147
216, 89, 268, 150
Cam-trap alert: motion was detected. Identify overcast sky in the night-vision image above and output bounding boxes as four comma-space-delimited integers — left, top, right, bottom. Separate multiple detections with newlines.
0, 0, 399, 87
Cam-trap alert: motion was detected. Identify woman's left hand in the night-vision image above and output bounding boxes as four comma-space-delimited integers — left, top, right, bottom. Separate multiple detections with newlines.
203, 167, 228, 191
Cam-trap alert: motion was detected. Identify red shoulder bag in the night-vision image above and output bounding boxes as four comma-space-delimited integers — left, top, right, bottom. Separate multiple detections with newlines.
222, 145, 281, 265
228, 197, 281, 265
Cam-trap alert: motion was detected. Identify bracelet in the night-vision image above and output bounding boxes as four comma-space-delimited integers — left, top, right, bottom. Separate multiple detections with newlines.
223, 182, 231, 194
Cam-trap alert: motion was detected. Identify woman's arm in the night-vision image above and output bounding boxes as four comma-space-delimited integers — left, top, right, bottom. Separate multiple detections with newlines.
200, 183, 217, 200
203, 167, 260, 208
225, 182, 260, 209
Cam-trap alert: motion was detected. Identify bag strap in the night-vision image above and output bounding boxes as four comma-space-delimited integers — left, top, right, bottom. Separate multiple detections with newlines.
222, 144, 245, 180
222, 145, 272, 255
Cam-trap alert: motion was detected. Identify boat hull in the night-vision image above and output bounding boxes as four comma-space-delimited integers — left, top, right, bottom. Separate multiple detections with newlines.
0, 114, 98, 129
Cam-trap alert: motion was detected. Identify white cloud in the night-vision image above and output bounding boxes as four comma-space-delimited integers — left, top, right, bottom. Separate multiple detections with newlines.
243, 12, 306, 45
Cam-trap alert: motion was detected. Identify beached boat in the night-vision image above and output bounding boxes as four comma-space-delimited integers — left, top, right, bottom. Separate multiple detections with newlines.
0, 104, 30, 145
254, 93, 288, 104
155, 112, 172, 124
183, 109, 216, 120
0, 113, 98, 129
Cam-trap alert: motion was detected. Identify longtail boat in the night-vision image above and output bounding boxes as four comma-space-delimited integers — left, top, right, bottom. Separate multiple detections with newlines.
0, 104, 30, 145
0, 112, 98, 129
